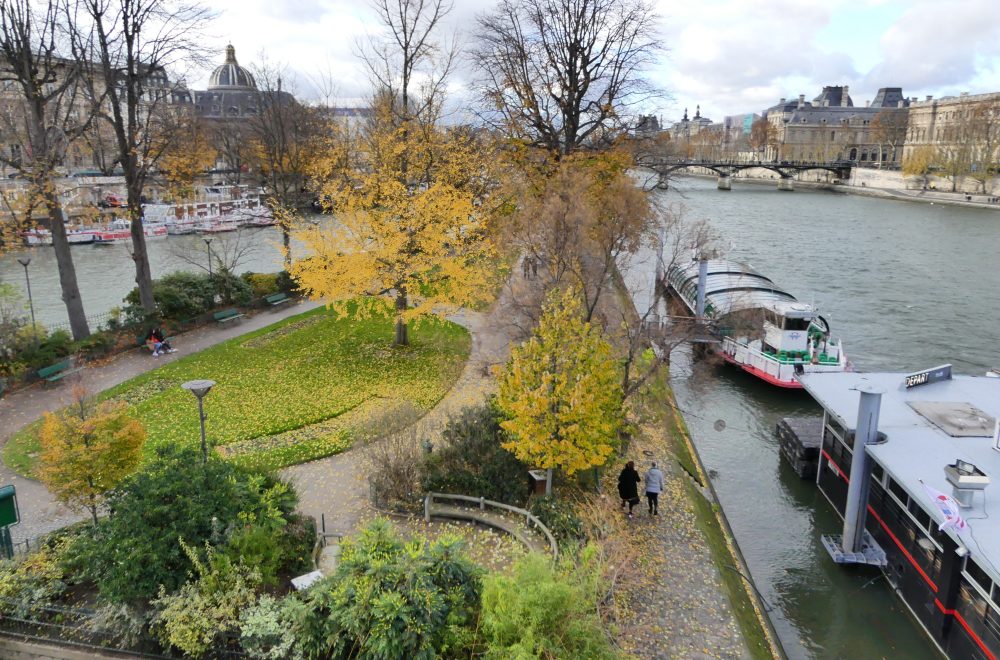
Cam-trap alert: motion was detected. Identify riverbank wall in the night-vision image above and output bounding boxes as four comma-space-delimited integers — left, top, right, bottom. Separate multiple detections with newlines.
668, 166, 1000, 211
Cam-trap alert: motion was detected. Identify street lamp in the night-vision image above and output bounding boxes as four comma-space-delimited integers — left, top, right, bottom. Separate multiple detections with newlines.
15, 256, 35, 330
181, 379, 216, 463
204, 238, 213, 278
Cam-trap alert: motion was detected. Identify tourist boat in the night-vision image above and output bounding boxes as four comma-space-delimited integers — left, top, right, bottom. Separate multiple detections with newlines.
802, 368, 1000, 660
22, 227, 100, 246
664, 259, 849, 388
142, 185, 273, 235
93, 219, 167, 245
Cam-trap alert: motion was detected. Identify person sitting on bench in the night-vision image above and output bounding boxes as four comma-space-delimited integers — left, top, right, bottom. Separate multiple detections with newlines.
145, 327, 176, 356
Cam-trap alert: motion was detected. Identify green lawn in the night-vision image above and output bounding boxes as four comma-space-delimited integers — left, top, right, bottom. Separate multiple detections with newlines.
5, 306, 470, 475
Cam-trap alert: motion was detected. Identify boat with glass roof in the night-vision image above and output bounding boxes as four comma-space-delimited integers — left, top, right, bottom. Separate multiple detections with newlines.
664, 259, 850, 388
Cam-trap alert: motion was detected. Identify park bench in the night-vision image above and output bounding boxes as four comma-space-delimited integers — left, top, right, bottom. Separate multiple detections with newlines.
213, 308, 244, 326
37, 358, 83, 384
264, 292, 292, 308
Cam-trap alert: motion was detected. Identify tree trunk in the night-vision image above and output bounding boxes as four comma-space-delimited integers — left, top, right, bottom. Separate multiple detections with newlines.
42, 187, 90, 340
545, 467, 553, 496
128, 197, 156, 313
394, 289, 409, 346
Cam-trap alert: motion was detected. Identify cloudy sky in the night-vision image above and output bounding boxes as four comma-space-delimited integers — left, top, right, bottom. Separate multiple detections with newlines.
193, 0, 1000, 123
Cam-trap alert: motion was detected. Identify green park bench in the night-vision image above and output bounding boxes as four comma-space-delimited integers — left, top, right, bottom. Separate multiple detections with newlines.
37, 358, 83, 384
264, 292, 292, 308
213, 308, 245, 326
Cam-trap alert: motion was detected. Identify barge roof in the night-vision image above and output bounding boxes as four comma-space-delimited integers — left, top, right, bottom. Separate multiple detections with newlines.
666, 259, 797, 318
799, 372, 1000, 581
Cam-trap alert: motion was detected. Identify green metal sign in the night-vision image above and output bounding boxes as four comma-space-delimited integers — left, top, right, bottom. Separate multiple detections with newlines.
0, 485, 20, 527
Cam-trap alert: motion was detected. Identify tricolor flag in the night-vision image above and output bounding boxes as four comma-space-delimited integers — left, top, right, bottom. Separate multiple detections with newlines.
921, 481, 967, 532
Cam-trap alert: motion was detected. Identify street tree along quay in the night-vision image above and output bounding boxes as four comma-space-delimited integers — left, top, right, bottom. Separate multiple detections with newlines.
0, 0, 100, 340
474, 0, 662, 156
497, 289, 624, 494
81, 0, 213, 314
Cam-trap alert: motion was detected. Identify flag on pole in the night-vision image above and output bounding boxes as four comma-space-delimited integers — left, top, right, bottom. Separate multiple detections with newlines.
921, 481, 967, 532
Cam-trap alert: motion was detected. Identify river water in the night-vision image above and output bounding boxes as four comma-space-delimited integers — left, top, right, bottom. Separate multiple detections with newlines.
628, 177, 1000, 659
0, 228, 289, 329
4, 178, 999, 657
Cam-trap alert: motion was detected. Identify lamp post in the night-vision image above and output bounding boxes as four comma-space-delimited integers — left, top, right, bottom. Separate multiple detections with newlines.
204, 238, 213, 278
181, 380, 216, 463
16, 256, 35, 330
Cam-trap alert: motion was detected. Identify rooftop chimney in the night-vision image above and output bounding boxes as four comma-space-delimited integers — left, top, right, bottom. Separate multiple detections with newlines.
780, 97, 786, 104
798, 94, 805, 108
926, 95, 933, 102
842, 85, 850, 107
945, 460, 989, 508
865, 100, 870, 108
898, 100, 905, 108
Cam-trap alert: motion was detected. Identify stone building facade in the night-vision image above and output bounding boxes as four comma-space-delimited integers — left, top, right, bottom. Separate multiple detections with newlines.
901, 91, 1000, 166
764, 86, 910, 163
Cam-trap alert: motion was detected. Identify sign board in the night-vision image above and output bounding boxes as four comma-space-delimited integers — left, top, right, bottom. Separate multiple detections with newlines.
291, 570, 324, 591
0, 485, 19, 527
903, 364, 952, 389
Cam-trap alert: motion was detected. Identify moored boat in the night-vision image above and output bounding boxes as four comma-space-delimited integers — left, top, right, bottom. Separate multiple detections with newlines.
664, 259, 850, 388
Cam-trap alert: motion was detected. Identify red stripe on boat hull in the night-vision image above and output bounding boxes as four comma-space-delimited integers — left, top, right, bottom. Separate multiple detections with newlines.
720, 353, 803, 388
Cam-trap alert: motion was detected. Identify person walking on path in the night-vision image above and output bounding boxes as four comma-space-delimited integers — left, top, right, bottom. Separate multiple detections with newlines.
618, 461, 641, 518
645, 461, 664, 516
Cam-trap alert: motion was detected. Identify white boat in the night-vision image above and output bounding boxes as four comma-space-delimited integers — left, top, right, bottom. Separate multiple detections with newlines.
143, 185, 272, 235
22, 227, 99, 246
93, 219, 167, 245
665, 259, 850, 389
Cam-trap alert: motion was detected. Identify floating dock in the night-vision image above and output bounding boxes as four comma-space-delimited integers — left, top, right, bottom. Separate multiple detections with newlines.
775, 417, 823, 479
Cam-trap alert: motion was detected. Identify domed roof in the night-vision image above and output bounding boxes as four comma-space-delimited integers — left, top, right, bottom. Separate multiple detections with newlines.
208, 45, 256, 91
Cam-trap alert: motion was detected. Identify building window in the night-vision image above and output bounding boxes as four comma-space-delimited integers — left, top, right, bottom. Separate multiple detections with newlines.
831, 131, 835, 141
849, 148, 858, 160
888, 476, 908, 505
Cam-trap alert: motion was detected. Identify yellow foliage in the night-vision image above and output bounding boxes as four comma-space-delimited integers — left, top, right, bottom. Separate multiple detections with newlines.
38, 399, 146, 523
290, 100, 504, 338
496, 289, 624, 476
157, 115, 217, 201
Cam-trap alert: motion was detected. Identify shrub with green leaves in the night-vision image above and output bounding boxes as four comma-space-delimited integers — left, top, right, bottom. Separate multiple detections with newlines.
480, 546, 615, 660
528, 495, 585, 546
284, 519, 482, 659
153, 541, 260, 658
422, 401, 530, 506
0, 536, 72, 617
78, 444, 302, 603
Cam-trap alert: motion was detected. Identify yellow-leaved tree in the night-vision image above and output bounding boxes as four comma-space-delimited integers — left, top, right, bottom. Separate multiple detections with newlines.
38, 393, 146, 526
156, 111, 217, 202
497, 288, 624, 495
291, 100, 503, 345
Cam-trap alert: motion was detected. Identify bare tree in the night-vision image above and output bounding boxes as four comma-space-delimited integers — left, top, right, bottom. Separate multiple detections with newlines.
167, 228, 261, 275
474, 0, 662, 156
359, 0, 457, 126
969, 98, 1000, 193
0, 0, 102, 339
79, 0, 213, 314
246, 64, 325, 266
869, 108, 908, 166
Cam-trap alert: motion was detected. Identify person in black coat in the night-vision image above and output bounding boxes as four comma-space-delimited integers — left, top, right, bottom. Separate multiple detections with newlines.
617, 461, 641, 518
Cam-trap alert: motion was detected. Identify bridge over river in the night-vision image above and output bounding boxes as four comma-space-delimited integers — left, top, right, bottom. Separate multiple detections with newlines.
636, 156, 854, 191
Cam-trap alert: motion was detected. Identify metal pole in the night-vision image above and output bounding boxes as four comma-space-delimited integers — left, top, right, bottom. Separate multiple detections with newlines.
695, 258, 708, 318
842, 384, 884, 553
197, 396, 207, 464
205, 239, 213, 278
19, 261, 35, 329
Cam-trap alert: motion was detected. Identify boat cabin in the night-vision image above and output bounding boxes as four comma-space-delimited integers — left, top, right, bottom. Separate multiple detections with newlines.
800, 370, 1000, 660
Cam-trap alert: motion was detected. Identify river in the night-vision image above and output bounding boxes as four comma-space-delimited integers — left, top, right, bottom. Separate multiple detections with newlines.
627, 177, 1000, 659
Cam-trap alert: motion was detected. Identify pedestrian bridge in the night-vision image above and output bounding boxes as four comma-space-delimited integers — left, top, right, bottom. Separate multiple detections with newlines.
635, 156, 854, 191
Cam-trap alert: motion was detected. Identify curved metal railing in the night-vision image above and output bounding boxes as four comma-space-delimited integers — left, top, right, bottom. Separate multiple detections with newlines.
423, 492, 558, 560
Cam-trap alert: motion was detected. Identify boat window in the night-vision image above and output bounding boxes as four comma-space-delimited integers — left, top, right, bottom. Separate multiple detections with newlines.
907, 498, 932, 531
783, 317, 810, 331
888, 477, 909, 506
966, 558, 994, 596
871, 463, 884, 485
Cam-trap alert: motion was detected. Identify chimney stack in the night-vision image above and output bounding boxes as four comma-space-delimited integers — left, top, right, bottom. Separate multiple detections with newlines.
926, 95, 933, 102
798, 94, 805, 108
780, 97, 785, 104
865, 100, 870, 108
842, 85, 850, 107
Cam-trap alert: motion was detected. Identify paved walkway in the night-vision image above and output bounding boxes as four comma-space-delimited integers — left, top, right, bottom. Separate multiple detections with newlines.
0, 300, 321, 543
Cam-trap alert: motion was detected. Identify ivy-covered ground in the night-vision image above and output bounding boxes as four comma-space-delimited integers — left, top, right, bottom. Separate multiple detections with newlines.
4, 306, 470, 475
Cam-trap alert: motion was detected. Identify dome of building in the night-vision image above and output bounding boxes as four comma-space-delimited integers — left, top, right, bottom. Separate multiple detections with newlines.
208, 45, 256, 91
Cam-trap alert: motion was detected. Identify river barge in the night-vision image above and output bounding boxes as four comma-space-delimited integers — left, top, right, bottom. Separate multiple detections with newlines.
801, 368, 1000, 660
664, 259, 849, 387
